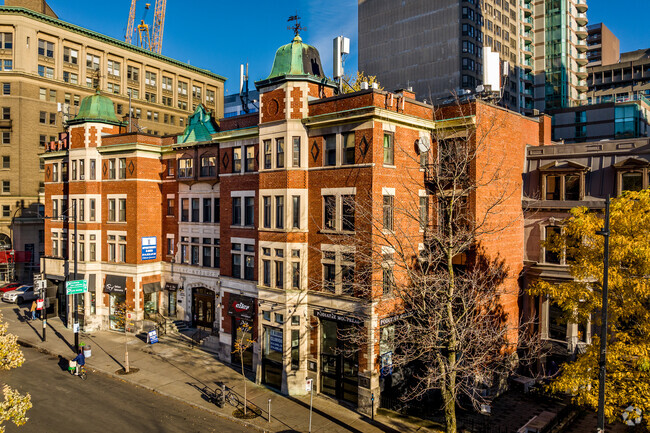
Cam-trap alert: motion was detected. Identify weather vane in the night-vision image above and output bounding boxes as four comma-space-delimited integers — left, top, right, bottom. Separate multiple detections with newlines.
287, 14, 306, 36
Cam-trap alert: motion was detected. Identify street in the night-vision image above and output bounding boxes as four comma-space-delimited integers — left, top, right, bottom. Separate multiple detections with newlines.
1, 345, 247, 433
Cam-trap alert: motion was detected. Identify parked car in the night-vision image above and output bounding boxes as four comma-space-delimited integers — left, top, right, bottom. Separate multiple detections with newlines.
2, 285, 37, 304
0, 283, 24, 293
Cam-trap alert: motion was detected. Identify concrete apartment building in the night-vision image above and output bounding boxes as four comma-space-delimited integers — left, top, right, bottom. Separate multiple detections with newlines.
587, 48, 650, 104
586, 22, 619, 67
358, 0, 523, 112
0, 0, 225, 276
42, 33, 554, 415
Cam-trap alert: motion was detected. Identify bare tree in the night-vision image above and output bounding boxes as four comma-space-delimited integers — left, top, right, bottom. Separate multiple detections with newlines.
314, 100, 541, 433
232, 321, 254, 416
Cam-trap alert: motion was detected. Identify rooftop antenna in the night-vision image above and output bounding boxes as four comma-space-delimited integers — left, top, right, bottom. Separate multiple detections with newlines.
287, 14, 306, 36
240, 63, 250, 114
333, 36, 350, 94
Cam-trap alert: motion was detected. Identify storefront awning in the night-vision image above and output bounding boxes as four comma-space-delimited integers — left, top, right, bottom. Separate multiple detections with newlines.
143, 282, 162, 294
104, 275, 126, 294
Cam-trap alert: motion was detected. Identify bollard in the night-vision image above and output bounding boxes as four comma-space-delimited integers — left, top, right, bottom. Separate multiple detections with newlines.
268, 398, 271, 422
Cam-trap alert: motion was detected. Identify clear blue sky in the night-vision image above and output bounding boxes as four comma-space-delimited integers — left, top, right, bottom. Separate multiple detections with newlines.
4, 0, 648, 94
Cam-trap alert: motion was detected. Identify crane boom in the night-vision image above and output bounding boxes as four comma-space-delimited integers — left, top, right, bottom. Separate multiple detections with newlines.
151, 0, 166, 55
125, 0, 137, 44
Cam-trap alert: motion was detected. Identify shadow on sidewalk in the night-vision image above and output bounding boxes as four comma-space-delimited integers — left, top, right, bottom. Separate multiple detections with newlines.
16, 308, 46, 342
87, 336, 124, 370
46, 321, 75, 353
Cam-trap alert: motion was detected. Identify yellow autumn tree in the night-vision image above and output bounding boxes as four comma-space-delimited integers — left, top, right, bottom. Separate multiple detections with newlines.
529, 189, 650, 422
0, 314, 31, 432
341, 71, 383, 93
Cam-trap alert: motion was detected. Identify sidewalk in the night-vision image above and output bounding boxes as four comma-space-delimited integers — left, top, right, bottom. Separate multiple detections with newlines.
1, 305, 427, 433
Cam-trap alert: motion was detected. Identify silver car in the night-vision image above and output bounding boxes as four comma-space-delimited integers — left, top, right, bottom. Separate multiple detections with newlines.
2, 285, 37, 304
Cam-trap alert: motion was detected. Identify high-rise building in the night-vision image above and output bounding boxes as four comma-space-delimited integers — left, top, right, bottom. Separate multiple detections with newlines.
358, 0, 589, 114
587, 48, 650, 104
586, 22, 620, 67
532, 0, 589, 111
0, 0, 225, 272
358, 0, 522, 111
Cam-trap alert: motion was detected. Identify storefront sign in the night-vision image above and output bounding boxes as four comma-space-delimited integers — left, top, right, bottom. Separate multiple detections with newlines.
315, 309, 363, 325
228, 294, 255, 320
141, 236, 157, 261
104, 275, 126, 294
379, 313, 411, 327
147, 329, 158, 344
164, 282, 178, 292
269, 328, 283, 352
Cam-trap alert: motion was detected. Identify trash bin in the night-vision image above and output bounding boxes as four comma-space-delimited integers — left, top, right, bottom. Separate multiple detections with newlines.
83, 345, 91, 358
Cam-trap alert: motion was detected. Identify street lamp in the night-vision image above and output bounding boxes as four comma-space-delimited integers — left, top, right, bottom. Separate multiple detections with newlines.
595, 195, 611, 433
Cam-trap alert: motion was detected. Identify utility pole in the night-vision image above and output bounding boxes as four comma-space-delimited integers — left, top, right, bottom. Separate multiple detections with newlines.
595, 195, 611, 433
73, 201, 79, 353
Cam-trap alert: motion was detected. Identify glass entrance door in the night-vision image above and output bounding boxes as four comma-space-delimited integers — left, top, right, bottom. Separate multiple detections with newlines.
319, 319, 359, 405
192, 287, 214, 328
168, 291, 176, 317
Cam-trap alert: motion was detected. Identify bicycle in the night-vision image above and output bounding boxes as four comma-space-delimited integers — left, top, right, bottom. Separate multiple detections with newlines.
209, 385, 240, 408
68, 360, 87, 381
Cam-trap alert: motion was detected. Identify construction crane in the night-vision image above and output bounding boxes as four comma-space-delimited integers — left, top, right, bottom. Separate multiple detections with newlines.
124, 0, 166, 54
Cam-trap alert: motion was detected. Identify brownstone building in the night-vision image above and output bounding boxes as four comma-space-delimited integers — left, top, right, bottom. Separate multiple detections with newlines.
43, 34, 553, 415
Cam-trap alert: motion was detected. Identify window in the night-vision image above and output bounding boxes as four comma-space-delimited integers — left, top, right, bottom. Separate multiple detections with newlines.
341, 256, 354, 295
63, 72, 79, 84
145, 92, 157, 103
89, 159, 96, 180
382, 253, 395, 295
181, 198, 189, 222
202, 198, 211, 222
162, 76, 173, 91
1, 156, 9, 169
2, 107, 9, 120
145, 71, 157, 87
343, 133, 355, 165
323, 255, 336, 292
383, 133, 394, 165
383, 195, 394, 230
107, 159, 115, 179
49, 113, 56, 125
108, 199, 116, 221
263, 140, 272, 169
107, 60, 120, 77
291, 329, 300, 370
38, 39, 54, 58
245, 145, 255, 172
232, 197, 241, 225
63, 47, 78, 64
38, 65, 54, 79
213, 239, 220, 268
214, 198, 220, 223
2, 84, 10, 96
245, 254, 255, 280
1, 181, 8, 194
86, 54, 100, 70
71, 160, 77, 180
276, 138, 285, 168
245, 197, 254, 226
52, 163, 59, 182
325, 135, 336, 166
232, 252, 241, 279
127, 65, 140, 81
89, 199, 96, 221
292, 137, 301, 167
118, 198, 126, 222
275, 196, 284, 229
202, 245, 211, 267
52, 200, 59, 219
192, 85, 202, 99
275, 260, 284, 288
1, 206, 8, 217
1, 132, 8, 145
191, 198, 200, 222
342, 195, 355, 231
0, 33, 12, 50
419, 196, 429, 229
263, 259, 271, 286
263, 196, 271, 228
292, 196, 300, 229
206, 89, 215, 104
89, 236, 96, 261
178, 81, 188, 96
107, 82, 120, 94
178, 158, 193, 178
544, 226, 561, 264
622, 172, 643, 192
118, 158, 126, 179
79, 199, 85, 221
233, 148, 242, 173
1, 60, 11, 71
324, 195, 336, 230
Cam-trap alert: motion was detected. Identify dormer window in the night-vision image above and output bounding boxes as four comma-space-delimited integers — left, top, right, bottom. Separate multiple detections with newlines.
613, 157, 649, 195
200, 154, 216, 177
539, 160, 589, 201
178, 157, 193, 178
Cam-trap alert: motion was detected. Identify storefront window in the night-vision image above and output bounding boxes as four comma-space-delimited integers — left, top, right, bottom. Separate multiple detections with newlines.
262, 326, 283, 389
109, 293, 126, 331
144, 292, 158, 315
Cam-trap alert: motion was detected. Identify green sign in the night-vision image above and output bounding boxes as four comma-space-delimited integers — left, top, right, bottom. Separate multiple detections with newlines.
66, 280, 88, 295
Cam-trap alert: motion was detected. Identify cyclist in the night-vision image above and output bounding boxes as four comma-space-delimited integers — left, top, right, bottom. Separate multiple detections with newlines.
71, 349, 85, 376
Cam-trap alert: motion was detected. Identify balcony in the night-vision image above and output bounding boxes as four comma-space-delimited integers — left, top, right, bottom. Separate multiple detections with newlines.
575, 27, 588, 39
523, 17, 533, 30
0, 119, 11, 130
523, 31, 533, 44
574, 0, 588, 13
522, 1, 532, 16
524, 45, 533, 58
575, 39, 588, 53
576, 68, 588, 79
576, 56, 588, 66
575, 13, 588, 26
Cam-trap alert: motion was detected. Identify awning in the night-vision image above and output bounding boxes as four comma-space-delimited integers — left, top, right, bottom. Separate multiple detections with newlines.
143, 282, 162, 294
103, 275, 126, 294
164, 282, 178, 292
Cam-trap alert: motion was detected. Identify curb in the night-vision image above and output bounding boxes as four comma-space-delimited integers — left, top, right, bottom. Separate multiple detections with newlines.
17, 338, 272, 433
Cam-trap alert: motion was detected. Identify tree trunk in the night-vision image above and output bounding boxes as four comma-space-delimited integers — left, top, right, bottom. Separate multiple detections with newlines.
241, 352, 247, 415
443, 384, 457, 433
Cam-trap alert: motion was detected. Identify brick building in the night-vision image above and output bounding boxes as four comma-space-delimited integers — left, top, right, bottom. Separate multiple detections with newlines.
43, 34, 553, 414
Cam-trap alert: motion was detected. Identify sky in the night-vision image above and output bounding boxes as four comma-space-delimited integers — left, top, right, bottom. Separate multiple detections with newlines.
4, 0, 648, 94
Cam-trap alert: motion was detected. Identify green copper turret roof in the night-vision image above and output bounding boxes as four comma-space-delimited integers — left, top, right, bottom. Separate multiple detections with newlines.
177, 104, 218, 144
266, 35, 326, 80
68, 90, 121, 126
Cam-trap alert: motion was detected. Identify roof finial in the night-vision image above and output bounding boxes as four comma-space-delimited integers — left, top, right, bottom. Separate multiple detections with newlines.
287, 13, 306, 37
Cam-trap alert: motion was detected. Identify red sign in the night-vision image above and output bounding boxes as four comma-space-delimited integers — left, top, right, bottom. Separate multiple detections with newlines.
36, 299, 44, 310
227, 295, 255, 319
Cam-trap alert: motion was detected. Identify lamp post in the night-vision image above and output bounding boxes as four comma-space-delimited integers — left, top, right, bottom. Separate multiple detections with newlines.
595, 195, 611, 433
72, 200, 79, 354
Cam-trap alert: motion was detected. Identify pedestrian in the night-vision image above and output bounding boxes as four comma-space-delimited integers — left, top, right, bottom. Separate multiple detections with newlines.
30, 300, 37, 320
71, 349, 85, 375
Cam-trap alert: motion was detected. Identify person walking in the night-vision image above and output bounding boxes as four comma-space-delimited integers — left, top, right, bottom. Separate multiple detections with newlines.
30, 300, 37, 320
71, 349, 85, 375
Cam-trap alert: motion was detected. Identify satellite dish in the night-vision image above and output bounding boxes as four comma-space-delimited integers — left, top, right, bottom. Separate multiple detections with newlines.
417, 136, 431, 153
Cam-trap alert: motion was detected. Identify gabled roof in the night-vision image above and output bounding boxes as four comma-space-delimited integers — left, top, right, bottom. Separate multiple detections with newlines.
613, 157, 650, 168
177, 104, 218, 144
539, 160, 590, 172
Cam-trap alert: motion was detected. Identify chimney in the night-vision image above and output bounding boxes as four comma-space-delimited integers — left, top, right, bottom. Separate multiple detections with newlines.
538, 114, 553, 146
